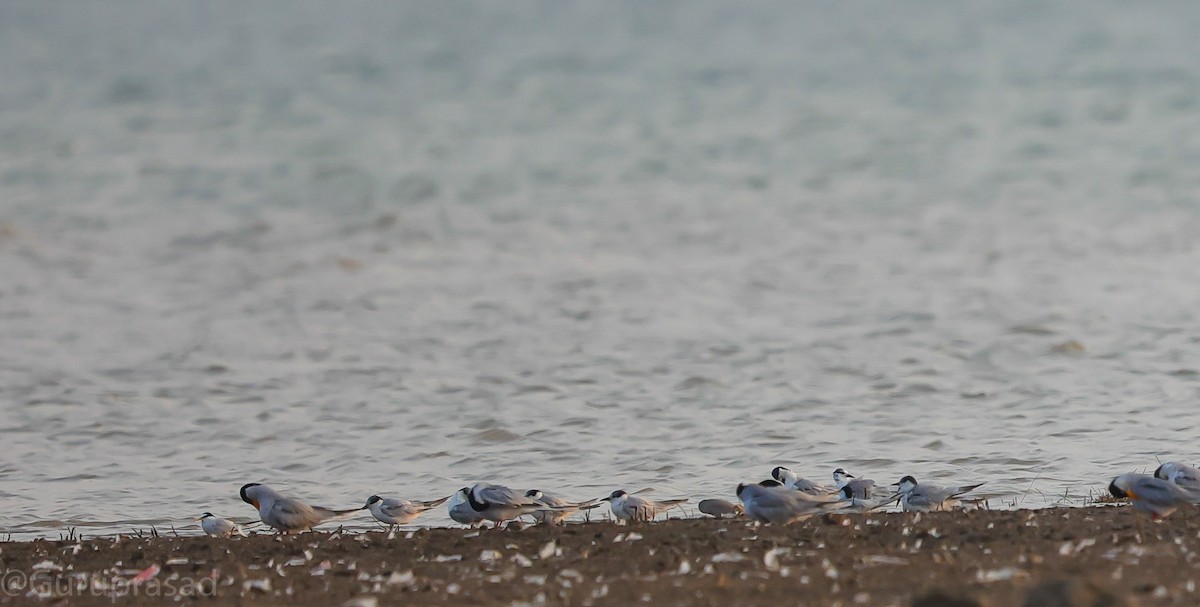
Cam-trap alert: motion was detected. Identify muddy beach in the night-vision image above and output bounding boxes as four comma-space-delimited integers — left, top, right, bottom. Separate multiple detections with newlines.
1, 505, 1195, 606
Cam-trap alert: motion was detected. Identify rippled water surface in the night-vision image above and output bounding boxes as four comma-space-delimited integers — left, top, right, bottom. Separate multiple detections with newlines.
3, 1, 1200, 538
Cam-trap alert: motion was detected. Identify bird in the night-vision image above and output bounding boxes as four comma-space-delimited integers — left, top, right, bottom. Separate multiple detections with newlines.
832, 468, 885, 510
464, 483, 556, 526
1154, 461, 1200, 492
837, 484, 896, 511
600, 490, 686, 523
771, 466, 833, 495
833, 468, 877, 499
195, 512, 244, 538
1110, 472, 1200, 520
239, 483, 364, 534
448, 487, 487, 527
736, 482, 847, 524
524, 489, 601, 525
698, 498, 743, 518
363, 494, 451, 530
891, 476, 984, 512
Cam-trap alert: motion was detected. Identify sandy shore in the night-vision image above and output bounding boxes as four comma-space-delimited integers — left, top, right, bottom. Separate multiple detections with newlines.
0, 505, 1191, 606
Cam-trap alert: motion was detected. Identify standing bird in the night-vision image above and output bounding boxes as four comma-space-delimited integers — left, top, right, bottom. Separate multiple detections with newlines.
771, 466, 833, 495
524, 489, 601, 525
239, 483, 364, 534
601, 490, 686, 523
464, 483, 554, 526
448, 487, 486, 527
892, 476, 984, 512
1154, 462, 1200, 492
196, 512, 244, 538
736, 482, 847, 524
1110, 473, 1200, 520
363, 494, 451, 530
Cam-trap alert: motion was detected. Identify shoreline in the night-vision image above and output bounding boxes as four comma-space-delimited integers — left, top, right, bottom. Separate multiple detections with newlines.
0, 504, 1191, 606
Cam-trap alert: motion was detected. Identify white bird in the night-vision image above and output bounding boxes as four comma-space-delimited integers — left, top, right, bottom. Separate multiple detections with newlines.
736, 482, 847, 524
771, 466, 833, 495
448, 487, 486, 527
1110, 472, 1200, 520
524, 489, 601, 525
698, 498, 743, 518
196, 512, 244, 538
1154, 461, 1200, 492
892, 476, 984, 512
601, 490, 686, 523
363, 494, 451, 529
464, 483, 555, 525
239, 483, 363, 534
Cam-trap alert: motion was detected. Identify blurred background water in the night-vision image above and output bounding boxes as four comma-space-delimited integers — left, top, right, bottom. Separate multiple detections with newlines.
2, 1, 1200, 538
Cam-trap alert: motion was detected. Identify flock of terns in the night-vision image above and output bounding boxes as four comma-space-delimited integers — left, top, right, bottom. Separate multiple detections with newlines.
193, 462, 1200, 538
196, 465, 984, 537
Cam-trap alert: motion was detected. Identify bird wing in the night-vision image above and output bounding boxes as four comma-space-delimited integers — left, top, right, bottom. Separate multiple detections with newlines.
745, 486, 797, 508
906, 486, 950, 507
1137, 477, 1200, 506
381, 500, 420, 518
449, 502, 485, 523
537, 494, 602, 511
946, 483, 984, 498
845, 479, 876, 499
792, 479, 833, 495
479, 485, 541, 508
269, 499, 323, 530
745, 486, 838, 523
653, 498, 688, 512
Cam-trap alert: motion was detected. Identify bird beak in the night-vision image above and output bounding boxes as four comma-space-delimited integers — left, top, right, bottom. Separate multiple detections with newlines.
251, 499, 260, 509
600, 497, 612, 502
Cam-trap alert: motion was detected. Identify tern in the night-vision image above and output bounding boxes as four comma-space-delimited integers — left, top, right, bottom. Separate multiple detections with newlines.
1154, 461, 1200, 493
465, 483, 558, 526
600, 490, 686, 523
1110, 472, 1200, 520
448, 487, 487, 527
833, 468, 876, 499
891, 476, 984, 512
524, 489, 601, 525
736, 482, 847, 524
771, 466, 833, 495
196, 512, 245, 538
239, 483, 364, 534
364, 494, 451, 530
833, 468, 885, 509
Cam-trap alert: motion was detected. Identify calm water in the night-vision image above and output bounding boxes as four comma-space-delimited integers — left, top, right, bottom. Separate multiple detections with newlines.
3, 1, 1200, 538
